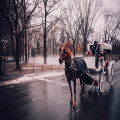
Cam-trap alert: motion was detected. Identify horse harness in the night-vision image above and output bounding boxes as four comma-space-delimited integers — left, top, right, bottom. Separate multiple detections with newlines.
65, 59, 80, 81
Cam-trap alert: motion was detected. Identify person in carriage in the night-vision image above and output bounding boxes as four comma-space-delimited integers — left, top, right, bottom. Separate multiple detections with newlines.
91, 41, 98, 55
91, 41, 100, 68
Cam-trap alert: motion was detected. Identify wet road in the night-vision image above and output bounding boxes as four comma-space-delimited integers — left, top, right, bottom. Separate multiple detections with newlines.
0, 63, 120, 120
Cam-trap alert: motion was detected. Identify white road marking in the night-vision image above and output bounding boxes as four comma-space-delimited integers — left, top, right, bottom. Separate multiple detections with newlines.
62, 84, 68, 86
39, 78, 55, 83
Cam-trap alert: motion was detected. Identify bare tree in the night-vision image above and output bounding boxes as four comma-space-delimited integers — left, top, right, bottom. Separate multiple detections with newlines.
103, 10, 120, 44
79, 0, 102, 54
59, 26, 66, 44
2, 0, 39, 69
62, 0, 82, 57
61, 0, 102, 56
42, 0, 61, 64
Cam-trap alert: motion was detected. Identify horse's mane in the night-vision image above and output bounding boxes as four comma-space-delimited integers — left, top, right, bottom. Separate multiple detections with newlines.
63, 43, 72, 58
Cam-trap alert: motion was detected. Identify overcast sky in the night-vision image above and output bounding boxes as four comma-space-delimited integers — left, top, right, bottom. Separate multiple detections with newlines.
93, 0, 120, 32
103, 0, 120, 10
31, 0, 120, 34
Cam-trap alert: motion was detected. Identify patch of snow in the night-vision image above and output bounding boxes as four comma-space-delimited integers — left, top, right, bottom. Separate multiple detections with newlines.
28, 55, 83, 65
28, 55, 61, 65
0, 71, 64, 86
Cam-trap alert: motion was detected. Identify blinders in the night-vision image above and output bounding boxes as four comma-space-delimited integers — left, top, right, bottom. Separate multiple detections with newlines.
59, 44, 71, 64
59, 47, 68, 60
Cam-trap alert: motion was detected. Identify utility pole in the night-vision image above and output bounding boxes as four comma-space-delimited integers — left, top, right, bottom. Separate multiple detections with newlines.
0, 40, 3, 76
24, 0, 28, 63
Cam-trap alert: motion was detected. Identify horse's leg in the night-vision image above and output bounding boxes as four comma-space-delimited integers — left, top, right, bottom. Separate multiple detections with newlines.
73, 80, 77, 108
82, 80, 85, 97
80, 77, 85, 98
68, 80, 73, 103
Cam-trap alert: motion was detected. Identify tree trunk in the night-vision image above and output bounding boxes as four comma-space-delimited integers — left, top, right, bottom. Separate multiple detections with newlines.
83, 37, 87, 55
28, 39, 29, 59
25, 29, 27, 63
24, 0, 27, 63
22, 37, 24, 60
73, 41, 75, 57
20, 37, 22, 61
0, 57, 2, 76
16, 36, 21, 69
53, 39, 54, 57
44, 4, 47, 64
11, 36, 16, 60
0, 41, 3, 76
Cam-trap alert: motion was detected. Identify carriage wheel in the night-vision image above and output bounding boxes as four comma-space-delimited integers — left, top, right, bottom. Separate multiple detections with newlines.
109, 65, 114, 87
99, 71, 104, 93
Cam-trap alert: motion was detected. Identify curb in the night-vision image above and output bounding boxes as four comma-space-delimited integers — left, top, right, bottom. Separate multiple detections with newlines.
0, 74, 23, 81
0, 70, 64, 81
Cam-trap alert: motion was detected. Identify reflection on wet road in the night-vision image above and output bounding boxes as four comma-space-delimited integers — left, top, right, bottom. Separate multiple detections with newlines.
0, 63, 120, 120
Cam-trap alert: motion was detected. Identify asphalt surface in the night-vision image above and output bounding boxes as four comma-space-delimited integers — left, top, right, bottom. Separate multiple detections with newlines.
0, 63, 120, 120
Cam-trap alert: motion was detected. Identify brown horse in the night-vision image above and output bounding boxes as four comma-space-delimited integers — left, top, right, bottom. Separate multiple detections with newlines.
59, 43, 86, 108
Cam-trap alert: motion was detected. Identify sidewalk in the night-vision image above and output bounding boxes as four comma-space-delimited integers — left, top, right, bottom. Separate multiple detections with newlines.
0, 62, 64, 81
0, 70, 65, 86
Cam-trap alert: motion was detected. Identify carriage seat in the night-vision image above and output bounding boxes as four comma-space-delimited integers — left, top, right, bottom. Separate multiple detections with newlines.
83, 56, 101, 71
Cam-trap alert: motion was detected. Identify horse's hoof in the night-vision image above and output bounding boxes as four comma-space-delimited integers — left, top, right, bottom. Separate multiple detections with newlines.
73, 102, 77, 108
70, 98, 73, 103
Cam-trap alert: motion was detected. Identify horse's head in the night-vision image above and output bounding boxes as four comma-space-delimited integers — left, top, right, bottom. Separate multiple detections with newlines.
59, 43, 71, 64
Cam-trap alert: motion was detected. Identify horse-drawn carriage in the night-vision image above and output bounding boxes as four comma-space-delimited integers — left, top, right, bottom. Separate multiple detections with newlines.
84, 42, 114, 93
59, 42, 114, 108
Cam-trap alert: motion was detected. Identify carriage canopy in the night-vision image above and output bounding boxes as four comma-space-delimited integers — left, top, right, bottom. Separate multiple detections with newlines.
101, 43, 112, 50
87, 42, 112, 51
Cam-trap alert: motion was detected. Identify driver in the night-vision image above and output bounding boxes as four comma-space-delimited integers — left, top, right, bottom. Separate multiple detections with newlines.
91, 41, 100, 68
91, 41, 98, 55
